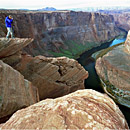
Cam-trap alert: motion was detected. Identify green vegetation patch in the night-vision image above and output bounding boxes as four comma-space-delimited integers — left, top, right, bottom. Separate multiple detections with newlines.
0, 96, 2, 103
49, 40, 99, 59
95, 42, 125, 60
100, 78, 130, 108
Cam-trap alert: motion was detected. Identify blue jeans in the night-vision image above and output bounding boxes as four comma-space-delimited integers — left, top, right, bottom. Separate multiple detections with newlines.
6, 27, 14, 38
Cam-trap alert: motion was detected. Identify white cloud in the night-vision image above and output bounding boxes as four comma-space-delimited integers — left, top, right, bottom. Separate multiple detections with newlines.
0, 0, 130, 9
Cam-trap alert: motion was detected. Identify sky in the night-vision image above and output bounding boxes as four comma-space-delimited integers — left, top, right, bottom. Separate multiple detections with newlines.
1, 0, 130, 10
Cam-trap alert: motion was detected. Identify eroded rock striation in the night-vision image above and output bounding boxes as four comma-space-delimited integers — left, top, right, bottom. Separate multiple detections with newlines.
15, 55, 88, 100
1, 89, 129, 129
111, 12, 130, 32
0, 10, 120, 58
0, 60, 39, 122
0, 38, 88, 100
0, 38, 33, 67
0, 38, 33, 58
95, 32, 130, 108
100, 10, 130, 32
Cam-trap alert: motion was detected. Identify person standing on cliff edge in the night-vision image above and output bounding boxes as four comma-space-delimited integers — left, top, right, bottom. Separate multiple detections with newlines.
5, 15, 14, 39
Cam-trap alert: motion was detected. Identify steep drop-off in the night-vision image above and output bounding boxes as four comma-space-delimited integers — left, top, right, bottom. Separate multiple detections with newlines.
112, 13, 130, 32
110, 12, 130, 32
98, 10, 130, 32
95, 31, 130, 108
0, 10, 121, 58
0, 38, 88, 100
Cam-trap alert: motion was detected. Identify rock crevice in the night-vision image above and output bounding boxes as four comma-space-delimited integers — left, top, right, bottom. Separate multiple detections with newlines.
15, 56, 88, 100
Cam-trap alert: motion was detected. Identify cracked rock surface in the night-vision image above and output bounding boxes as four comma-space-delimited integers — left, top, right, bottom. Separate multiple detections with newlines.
1, 89, 129, 129
15, 55, 88, 100
0, 38, 88, 100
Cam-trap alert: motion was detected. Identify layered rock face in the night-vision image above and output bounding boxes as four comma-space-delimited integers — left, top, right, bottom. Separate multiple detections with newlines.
0, 38, 33, 66
95, 32, 130, 108
0, 38, 33, 58
0, 10, 120, 58
0, 60, 39, 122
15, 55, 88, 100
1, 89, 129, 129
113, 12, 130, 32
103, 11, 130, 32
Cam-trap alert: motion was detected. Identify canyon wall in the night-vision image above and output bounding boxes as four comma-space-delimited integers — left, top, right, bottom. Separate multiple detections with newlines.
0, 10, 120, 58
95, 31, 130, 108
112, 12, 130, 32
98, 11, 130, 32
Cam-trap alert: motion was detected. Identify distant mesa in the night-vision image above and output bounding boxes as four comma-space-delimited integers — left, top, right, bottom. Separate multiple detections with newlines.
0, 7, 57, 11
37, 7, 57, 11
69, 6, 130, 12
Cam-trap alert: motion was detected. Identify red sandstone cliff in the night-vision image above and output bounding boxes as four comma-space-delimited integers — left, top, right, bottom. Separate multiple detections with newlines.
95, 31, 130, 108
112, 12, 130, 32
0, 10, 120, 58
99, 11, 130, 32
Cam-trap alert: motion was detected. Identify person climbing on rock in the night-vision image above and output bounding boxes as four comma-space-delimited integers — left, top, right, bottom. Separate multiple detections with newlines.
5, 15, 14, 39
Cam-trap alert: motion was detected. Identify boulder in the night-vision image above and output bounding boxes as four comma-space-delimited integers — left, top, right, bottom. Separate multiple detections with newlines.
0, 37, 88, 101
0, 60, 39, 122
1, 89, 129, 129
15, 55, 88, 100
95, 37, 130, 107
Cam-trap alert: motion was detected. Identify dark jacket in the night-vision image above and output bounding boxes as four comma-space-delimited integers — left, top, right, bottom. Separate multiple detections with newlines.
5, 16, 13, 27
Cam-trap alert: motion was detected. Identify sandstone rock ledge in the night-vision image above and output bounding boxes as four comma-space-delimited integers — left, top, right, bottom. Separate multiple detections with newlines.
0, 60, 39, 122
0, 38, 34, 67
95, 32, 130, 108
0, 38, 33, 58
15, 55, 88, 100
0, 11, 120, 58
1, 89, 129, 129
